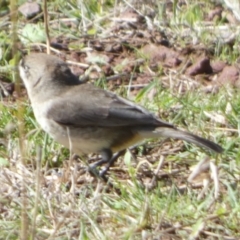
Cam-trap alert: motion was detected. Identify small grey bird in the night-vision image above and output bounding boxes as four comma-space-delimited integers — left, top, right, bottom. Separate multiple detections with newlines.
19, 53, 223, 176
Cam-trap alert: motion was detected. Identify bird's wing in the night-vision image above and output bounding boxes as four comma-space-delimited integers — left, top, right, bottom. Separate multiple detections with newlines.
46, 84, 173, 128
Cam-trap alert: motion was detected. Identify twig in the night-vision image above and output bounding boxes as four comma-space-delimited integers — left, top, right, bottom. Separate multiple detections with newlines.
31, 146, 42, 239
43, 0, 50, 54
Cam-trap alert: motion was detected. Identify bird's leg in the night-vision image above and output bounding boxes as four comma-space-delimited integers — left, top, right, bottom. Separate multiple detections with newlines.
89, 148, 113, 179
99, 150, 126, 177
91, 148, 113, 168
89, 149, 126, 178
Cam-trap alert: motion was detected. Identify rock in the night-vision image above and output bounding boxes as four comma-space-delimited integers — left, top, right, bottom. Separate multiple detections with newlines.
186, 57, 212, 76
18, 2, 41, 19
217, 65, 240, 86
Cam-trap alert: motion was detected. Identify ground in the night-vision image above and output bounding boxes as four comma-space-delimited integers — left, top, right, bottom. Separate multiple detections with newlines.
0, 0, 239, 239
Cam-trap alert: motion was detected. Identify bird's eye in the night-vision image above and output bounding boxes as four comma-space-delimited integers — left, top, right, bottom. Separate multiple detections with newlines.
59, 64, 71, 75
64, 68, 71, 75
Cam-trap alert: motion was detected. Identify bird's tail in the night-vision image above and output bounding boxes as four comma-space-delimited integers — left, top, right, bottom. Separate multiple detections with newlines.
138, 127, 223, 153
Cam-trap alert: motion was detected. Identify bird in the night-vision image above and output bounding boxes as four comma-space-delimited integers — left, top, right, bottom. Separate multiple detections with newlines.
19, 53, 223, 177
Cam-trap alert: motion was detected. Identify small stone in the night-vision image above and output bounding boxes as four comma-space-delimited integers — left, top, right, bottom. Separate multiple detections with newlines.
18, 2, 41, 19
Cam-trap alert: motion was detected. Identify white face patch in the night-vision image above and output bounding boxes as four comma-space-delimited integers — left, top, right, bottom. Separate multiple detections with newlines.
19, 60, 27, 80
19, 59, 32, 94
18, 60, 25, 79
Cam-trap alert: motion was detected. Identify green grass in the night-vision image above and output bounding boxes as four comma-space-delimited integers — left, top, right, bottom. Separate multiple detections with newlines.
0, 0, 239, 239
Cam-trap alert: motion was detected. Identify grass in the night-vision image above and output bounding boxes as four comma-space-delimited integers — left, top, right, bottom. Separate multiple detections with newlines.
0, 0, 239, 239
